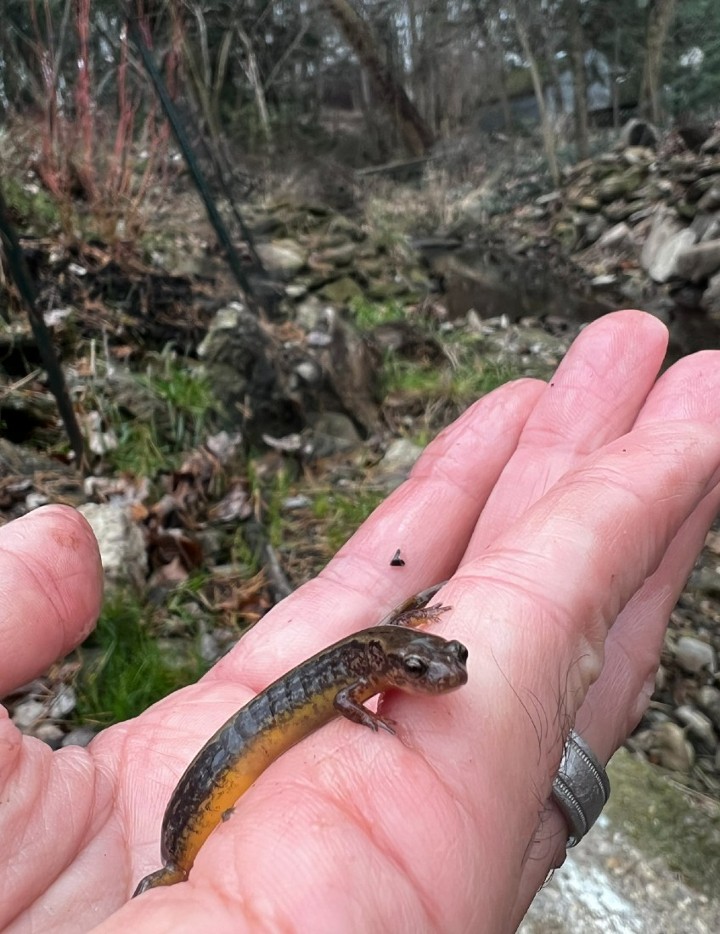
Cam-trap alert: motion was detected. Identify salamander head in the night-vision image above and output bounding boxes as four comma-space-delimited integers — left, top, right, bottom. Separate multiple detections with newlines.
381, 629, 468, 693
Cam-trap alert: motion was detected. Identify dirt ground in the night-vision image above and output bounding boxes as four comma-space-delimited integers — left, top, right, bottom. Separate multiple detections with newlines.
520, 749, 720, 933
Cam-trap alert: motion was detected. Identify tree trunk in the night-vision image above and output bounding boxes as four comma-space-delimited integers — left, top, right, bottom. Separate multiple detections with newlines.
639, 0, 677, 123
512, 3, 559, 184
541, 20, 564, 118
565, 0, 589, 159
612, 26, 621, 129
405, 0, 420, 102
236, 24, 272, 144
321, 0, 434, 156
477, 10, 513, 131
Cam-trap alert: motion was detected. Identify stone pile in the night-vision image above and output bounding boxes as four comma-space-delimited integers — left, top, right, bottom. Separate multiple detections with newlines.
544, 122, 720, 326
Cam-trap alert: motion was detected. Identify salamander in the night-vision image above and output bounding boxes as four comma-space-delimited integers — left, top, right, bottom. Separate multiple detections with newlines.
133, 583, 466, 896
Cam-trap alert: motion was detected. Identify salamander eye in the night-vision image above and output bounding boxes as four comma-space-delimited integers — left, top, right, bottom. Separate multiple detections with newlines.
403, 655, 428, 677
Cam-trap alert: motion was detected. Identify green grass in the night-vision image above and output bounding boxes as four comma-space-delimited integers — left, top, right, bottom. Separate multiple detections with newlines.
262, 466, 293, 549
2, 177, 61, 234
228, 465, 293, 573
74, 591, 207, 725
349, 298, 517, 406
95, 349, 219, 475
348, 296, 406, 331
607, 748, 720, 896
383, 353, 516, 406
111, 420, 166, 476
137, 350, 219, 449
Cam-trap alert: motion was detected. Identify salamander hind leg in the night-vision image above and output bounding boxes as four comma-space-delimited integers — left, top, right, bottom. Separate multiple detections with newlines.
391, 602, 452, 629
133, 862, 187, 897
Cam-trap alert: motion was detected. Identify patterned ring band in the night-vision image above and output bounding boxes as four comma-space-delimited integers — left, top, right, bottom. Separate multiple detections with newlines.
551, 729, 611, 847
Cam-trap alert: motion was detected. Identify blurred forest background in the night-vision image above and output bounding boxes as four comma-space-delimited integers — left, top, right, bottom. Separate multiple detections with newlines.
1, 0, 719, 180
0, 3, 719, 924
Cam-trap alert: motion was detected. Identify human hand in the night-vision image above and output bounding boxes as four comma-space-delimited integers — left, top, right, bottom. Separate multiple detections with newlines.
2, 309, 720, 933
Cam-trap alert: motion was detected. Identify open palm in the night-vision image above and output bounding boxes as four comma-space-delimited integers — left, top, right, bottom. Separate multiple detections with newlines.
3, 310, 720, 933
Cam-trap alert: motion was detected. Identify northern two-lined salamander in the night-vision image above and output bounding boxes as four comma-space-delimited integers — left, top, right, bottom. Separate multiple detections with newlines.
133, 582, 466, 895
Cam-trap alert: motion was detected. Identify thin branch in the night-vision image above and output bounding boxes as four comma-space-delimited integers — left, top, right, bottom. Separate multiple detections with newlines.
0, 188, 88, 470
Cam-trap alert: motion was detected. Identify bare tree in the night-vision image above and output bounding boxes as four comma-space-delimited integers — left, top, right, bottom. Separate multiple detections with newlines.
321, 0, 435, 156
638, 0, 677, 123
235, 22, 272, 144
510, 0, 560, 184
565, 0, 589, 159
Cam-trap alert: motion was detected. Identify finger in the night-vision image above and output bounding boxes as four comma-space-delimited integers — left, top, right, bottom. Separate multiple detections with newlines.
578, 349, 720, 753
0, 506, 103, 695
384, 420, 720, 927
0, 728, 105, 928
514, 489, 720, 920
212, 378, 545, 690
512, 353, 720, 917
467, 309, 668, 550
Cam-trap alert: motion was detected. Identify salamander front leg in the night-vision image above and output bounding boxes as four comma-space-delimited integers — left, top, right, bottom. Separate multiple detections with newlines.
334, 684, 396, 734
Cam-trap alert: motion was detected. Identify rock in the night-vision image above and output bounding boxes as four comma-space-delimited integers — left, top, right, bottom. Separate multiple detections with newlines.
676, 199, 698, 221
303, 412, 362, 458
702, 271, 720, 320
640, 210, 698, 283
11, 699, 45, 730
697, 686, 720, 732
590, 273, 618, 289
598, 222, 636, 253
602, 200, 639, 223
255, 239, 308, 279
198, 301, 302, 440
675, 635, 716, 674
675, 705, 717, 750
62, 726, 97, 747
685, 175, 717, 203
578, 213, 608, 245
78, 503, 147, 589
591, 274, 619, 288
366, 278, 415, 301
25, 492, 51, 510
84, 410, 118, 455
690, 212, 720, 242
701, 130, 720, 154
33, 723, 64, 747
677, 124, 714, 152
301, 305, 380, 432
597, 168, 645, 202
627, 204, 655, 225
199, 629, 222, 663
319, 276, 364, 303
669, 282, 704, 310
295, 295, 329, 331
697, 183, 720, 212
48, 684, 76, 719
675, 240, 720, 282
618, 118, 660, 150
622, 145, 656, 165
283, 494, 312, 510
376, 438, 424, 488
650, 722, 695, 773
311, 242, 358, 267
573, 195, 601, 212
370, 321, 444, 361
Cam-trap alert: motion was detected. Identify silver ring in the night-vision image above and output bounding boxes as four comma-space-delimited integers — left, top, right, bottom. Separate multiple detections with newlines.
551, 730, 610, 847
